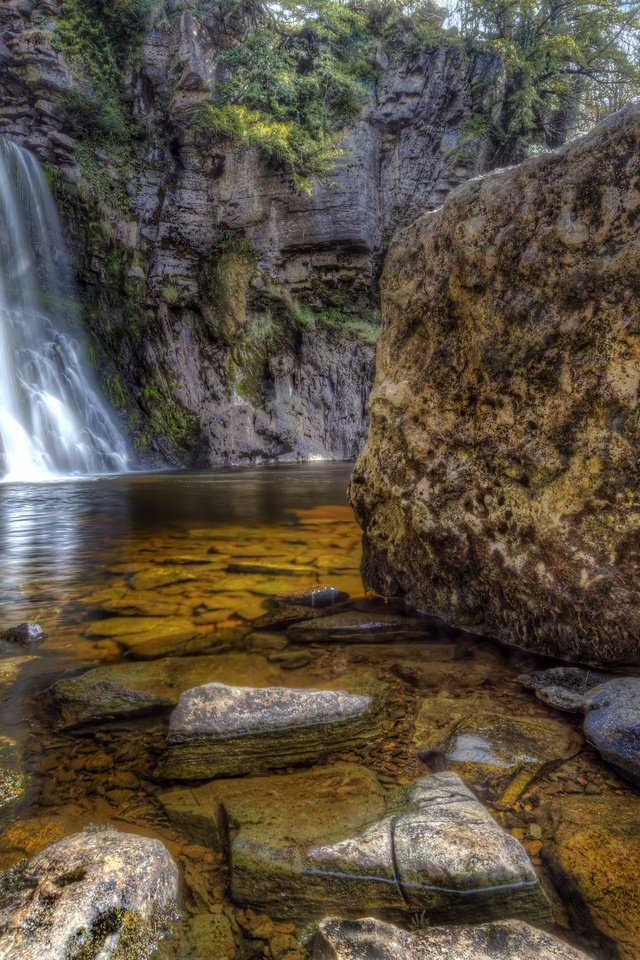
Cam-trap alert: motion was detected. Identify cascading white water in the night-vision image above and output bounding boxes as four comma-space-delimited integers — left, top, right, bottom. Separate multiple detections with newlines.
0, 138, 128, 482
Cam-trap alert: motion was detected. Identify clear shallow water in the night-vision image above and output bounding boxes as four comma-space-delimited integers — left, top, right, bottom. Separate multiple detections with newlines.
0, 465, 629, 959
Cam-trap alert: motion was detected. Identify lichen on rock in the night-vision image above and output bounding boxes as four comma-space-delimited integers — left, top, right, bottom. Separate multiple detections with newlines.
350, 100, 640, 666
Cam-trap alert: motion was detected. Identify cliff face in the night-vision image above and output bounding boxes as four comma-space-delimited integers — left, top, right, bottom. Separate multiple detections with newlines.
0, 0, 497, 466
350, 101, 640, 666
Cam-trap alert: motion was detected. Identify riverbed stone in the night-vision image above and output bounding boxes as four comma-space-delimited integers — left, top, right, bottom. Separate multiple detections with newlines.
51, 652, 327, 728
582, 678, 640, 786
0, 622, 46, 647
0, 736, 26, 823
155, 681, 383, 780
130, 565, 197, 590
203, 770, 549, 923
518, 667, 610, 712
287, 610, 430, 643
159, 762, 386, 851
519, 670, 640, 786
274, 586, 349, 608
252, 604, 328, 630
0, 827, 178, 959
414, 697, 582, 805
313, 917, 592, 960
543, 795, 640, 960
83, 615, 210, 658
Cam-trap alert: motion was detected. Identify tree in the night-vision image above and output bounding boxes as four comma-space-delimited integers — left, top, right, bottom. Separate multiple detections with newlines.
448, 0, 640, 160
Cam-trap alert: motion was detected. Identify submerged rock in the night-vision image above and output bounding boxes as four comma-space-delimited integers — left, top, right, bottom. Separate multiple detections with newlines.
155, 681, 383, 780
287, 610, 429, 643
252, 604, 327, 630
159, 762, 386, 852
0, 623, 46, 647
519, 669, 640, 786
543, 796, 640, 960
313, 917, 592, 960
350, 101, 640, 665
83, 615, 209, 658
414, 697, 582, 805
518, 667, 609, 713
171, 768, 548, 924
0, 828, 178, 959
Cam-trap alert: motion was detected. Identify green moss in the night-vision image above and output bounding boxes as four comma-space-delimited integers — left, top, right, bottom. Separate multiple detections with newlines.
54, 866, 87, 887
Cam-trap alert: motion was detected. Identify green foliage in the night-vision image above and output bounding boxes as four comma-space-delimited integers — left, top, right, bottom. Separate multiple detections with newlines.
194, 0, 445, 189
451, 0, 640, 159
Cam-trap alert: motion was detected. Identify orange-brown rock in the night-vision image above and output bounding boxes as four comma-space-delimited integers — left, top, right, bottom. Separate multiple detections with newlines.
350, 102, 640, 665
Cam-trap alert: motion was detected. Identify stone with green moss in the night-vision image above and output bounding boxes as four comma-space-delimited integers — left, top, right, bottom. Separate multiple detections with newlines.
0, 828, 178, 959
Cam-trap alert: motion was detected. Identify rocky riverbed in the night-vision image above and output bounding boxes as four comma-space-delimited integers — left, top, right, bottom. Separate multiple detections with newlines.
0, 469, 638, 958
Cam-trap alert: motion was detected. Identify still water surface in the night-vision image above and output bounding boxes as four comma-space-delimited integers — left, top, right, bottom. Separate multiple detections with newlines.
0, 465, 626, 958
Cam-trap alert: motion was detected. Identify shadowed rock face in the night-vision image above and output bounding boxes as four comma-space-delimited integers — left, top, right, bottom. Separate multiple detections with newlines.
0, 828, 178, 959
313, 917, 592, 960
350, 101, 640, 666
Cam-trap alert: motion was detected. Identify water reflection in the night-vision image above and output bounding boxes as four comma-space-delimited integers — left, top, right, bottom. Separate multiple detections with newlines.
0, 465, 354, 619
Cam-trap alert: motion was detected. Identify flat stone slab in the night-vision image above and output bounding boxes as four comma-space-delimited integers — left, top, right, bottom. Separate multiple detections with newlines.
155, 681, 383, 780
287, 611, 431, 643
159, 762, 386, 851
314, 917, 592, 960
51, 653, 311, 728
252, 604, 327, 630
84, 615, 208, 658
0, 828, 178, 959
414, 697, 582, 805
274, 586, 349, 608
543, 795, 640, 960
179, 768, 548, 924
519, 669, 640, 786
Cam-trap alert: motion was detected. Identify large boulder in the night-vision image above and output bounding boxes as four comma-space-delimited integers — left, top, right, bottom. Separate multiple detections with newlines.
350, 101, 640, 666
0, 828, 178, 959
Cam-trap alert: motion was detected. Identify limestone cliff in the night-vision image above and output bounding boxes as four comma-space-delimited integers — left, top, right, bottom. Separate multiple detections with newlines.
0, 0, 497, 466
350, 101, 640, 666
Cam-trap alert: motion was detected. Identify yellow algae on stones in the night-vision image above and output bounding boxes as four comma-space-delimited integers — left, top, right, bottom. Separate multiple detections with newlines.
83, 616, 210, 658
414, 698, 582, 804
130, 566, 197, 590
543, 796, 640, 960
350, 101, 640, 665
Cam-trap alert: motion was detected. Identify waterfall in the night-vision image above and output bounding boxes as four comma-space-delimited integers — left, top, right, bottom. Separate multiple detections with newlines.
0, 139, 128, 482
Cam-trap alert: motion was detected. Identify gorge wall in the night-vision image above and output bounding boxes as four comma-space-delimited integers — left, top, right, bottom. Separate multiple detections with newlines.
0, 0, 498, 466
350, 100, 640, 666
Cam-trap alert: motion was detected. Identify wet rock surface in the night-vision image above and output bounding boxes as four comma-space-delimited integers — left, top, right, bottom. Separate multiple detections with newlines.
350, 100, 640, 666
183, 769, 549, 924
0, 828, 178, 959
543, 796, 640, 960
414, 697, 582, 805
287, 611, 431, 644
519, 669, 640, 786
155, 682, 383, 780
0, 623, 46, 648
313, 917, 592, 960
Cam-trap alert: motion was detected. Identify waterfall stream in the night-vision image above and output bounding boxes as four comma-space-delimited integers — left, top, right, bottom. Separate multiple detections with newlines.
0, 138, 128, 482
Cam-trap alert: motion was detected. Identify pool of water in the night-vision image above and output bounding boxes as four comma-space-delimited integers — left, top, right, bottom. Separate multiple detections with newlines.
0, 465, 631, 958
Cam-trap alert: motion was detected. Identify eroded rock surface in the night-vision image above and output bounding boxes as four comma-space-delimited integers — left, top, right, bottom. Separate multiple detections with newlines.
350, 101, 640, 666
155, 681, 383, 780
0, 828, 178, 959
313, 917, 592, 960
